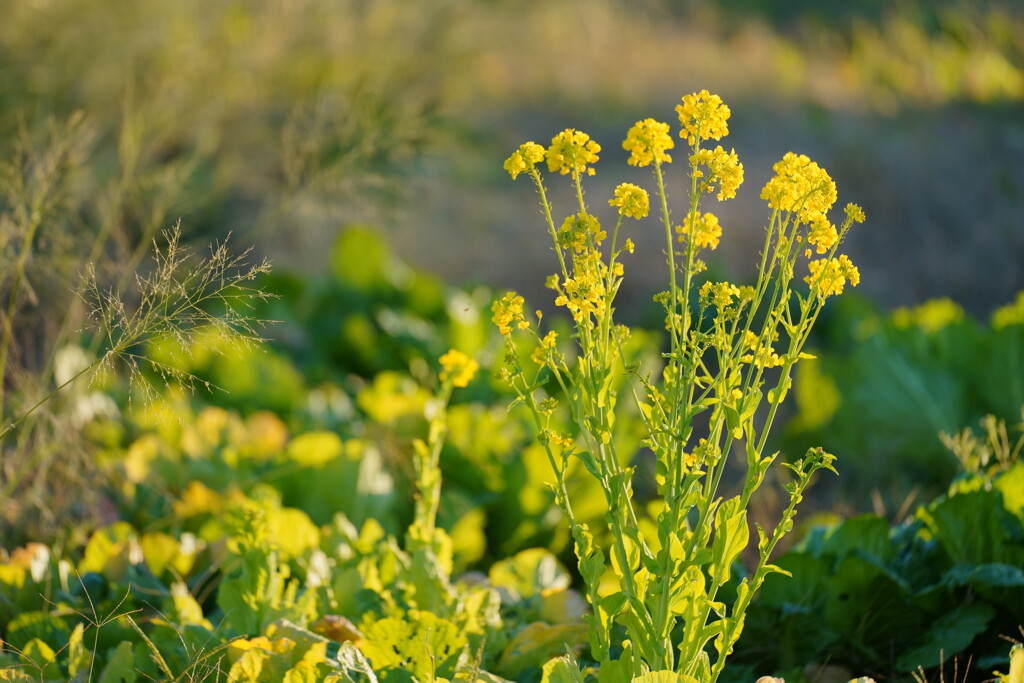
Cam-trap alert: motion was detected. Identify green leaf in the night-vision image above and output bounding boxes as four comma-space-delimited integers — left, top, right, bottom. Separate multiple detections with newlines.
67, 622, 92, 677
359, 613, 466, 680
496, 622, 589, 679
488, 548, 571, 600
99, 641, 137, 683
20, 638, 62, 680
541, 655, 584, 683
711, 497, 748, 584
4, 611, 72, 654
632, 670, 699, 683
895, 603, 995, 672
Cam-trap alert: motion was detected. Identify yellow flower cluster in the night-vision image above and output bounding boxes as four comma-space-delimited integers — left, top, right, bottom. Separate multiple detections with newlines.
760, 152, 837, 220
531, 330, 559, 366
677, 211, 722, 250
845, 203, 867, 224
699, 281, 742, 309
491, 292, 529, 335
676, 90, 731, 146
805, 255, 861, 299
554, 256, 607, 323
741, 331, 783, 369
622, 118, 675, 167
503, 142, 545, 180
805, 212, 839, 254
546, 129, 601, 176
439, 349, 479, 388
558, 212, 606, 252
691, 146, 744, 201
609, 183, 650, 219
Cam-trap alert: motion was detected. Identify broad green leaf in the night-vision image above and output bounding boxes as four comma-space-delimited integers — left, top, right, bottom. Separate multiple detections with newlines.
80, 522, 138, 580
596, 657, 631, 683
227, 648, 268, 683
995, 462, 1024, 520
332, 641, 379, 683
284, 661, 322, 683
99, 640, 137, 683
4, 611, 72, 653
541, 655, 584, 683
67, 622, 92, 677
359, 613, 466, 680
20, 638, 62, 680
632, 670, 699, 683
496, 622, 589, 679
489, 548, 571, 600
711, 497, 748, 583
895, 603, 995, 672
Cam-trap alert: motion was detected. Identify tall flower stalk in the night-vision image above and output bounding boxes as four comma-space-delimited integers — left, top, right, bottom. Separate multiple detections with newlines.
495, 91, 865, 681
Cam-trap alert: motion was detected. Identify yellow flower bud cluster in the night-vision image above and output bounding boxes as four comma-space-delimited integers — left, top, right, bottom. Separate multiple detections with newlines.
741, 331, 783, 369
491, 292, 529, 336
558, 212, 606, 253
691, 146, 744, 201
609, 183, 650, 219
622, 118, 675, 167
760, 152, 837, 221
805, 255, 861, 299
677, 211, 723, 250
503, 142, 545, 180
546, 129, 601, 177
676, 90, 731, 146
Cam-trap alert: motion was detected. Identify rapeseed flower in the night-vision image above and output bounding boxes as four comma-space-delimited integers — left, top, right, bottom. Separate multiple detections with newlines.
691, 146, 744, 201
677, 211, 722, 250
741, 331, 783, 369
558, 212, 605, 252
760, 152, 837, 220
609, 183, 650, 219
546, 129, 601, 176
532, 330, 559, 366
676, 90, 731, 146
439, 349, 479, 388
844, 203, 866, 224
554, 259, 607, 323
504, 142, 546, 180
492, 292, 529, 335
806, 211, 839, 254
805, 254, 860, 299
700, 281, 742, 309
622, 118, 674, 167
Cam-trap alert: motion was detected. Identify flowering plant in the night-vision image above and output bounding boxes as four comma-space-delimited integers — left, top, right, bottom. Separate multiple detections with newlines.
496, 90, 865, 681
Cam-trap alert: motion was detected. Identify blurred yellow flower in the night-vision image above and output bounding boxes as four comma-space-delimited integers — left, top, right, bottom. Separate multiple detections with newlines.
546, 129, 601, 176
676, 90, 731, 146
439, 349, 479, 388
622, 118, 674, 167
609, 183, 650, 219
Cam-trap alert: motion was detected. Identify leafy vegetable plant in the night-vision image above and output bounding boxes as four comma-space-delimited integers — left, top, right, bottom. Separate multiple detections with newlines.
495, 91, 866, 681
